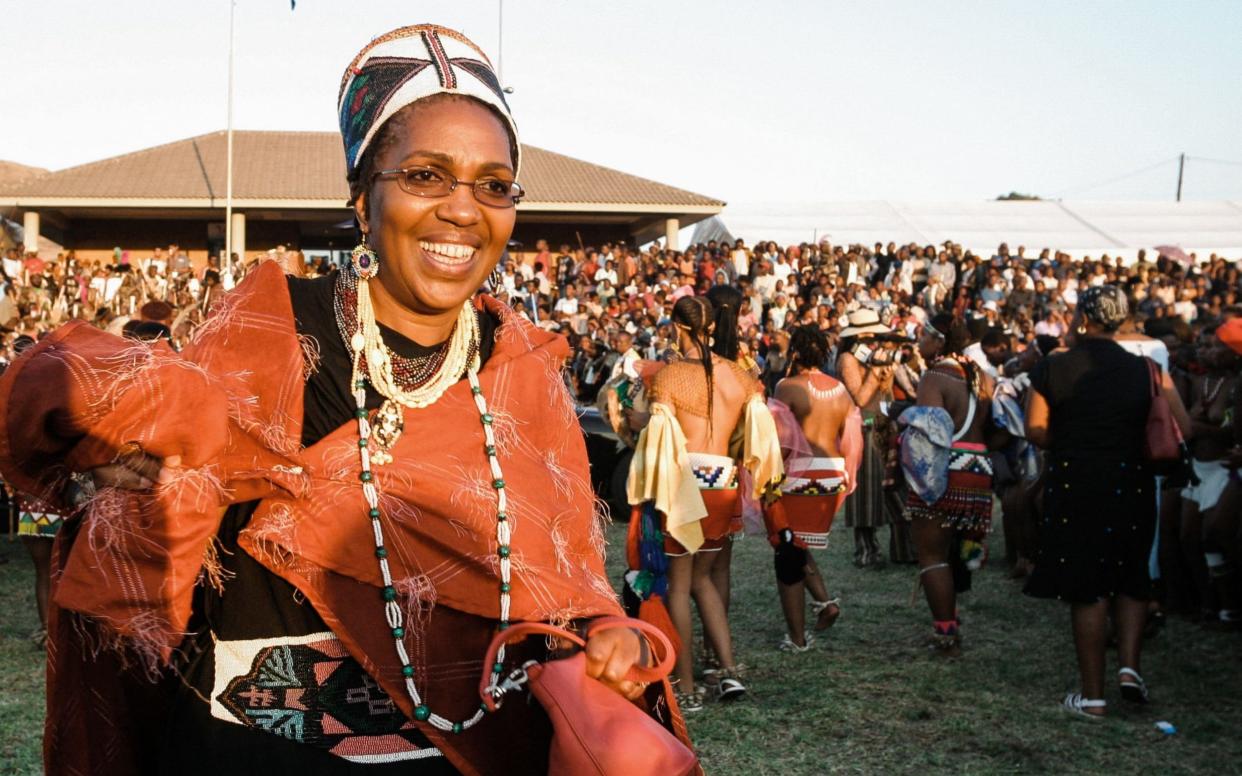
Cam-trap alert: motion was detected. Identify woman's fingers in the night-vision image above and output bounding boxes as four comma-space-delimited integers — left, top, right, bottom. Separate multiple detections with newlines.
583, 632, 614, 680
615, 679, 647, 701
91, 463, 154, 491
89, 446, 171, 491
117, 447, 163, 482
157, 455, 183, 484
584, 628, 642, 686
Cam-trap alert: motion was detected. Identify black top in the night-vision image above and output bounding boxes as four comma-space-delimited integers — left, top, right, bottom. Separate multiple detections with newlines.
1029, 337, 1152, 460
162, 274, 497, 775
293, 273, 497, 446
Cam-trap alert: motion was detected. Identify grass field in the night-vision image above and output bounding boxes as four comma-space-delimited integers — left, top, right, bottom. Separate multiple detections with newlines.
2, 522, 1240, 775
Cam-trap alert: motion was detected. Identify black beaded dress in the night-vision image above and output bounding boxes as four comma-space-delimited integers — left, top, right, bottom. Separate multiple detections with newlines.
1024, 337, 1156, 604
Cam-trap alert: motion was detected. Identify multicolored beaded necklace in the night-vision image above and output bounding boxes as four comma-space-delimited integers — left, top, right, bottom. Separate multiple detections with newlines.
343, 243, 511, 733
334, 263, 456, 388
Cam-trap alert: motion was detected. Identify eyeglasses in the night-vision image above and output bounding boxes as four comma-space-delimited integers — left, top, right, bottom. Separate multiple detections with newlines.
370, 166, 525, 208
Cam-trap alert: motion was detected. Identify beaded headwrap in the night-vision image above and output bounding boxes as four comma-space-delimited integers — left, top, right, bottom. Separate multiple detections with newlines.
1078, 284, 1129, 332
338, 23, 520, 181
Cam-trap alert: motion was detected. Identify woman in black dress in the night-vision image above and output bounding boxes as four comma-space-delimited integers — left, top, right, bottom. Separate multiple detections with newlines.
1024, 285, 1190, 718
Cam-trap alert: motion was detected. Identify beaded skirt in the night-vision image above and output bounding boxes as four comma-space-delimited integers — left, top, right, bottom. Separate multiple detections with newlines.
780, 457, 848, 550
664, 453, 739, 555
905, 442, 994, 536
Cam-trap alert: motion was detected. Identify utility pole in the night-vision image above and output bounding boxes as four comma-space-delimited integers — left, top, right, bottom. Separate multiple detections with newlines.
1176, 152, 1185, 202
224, 0, 237, 274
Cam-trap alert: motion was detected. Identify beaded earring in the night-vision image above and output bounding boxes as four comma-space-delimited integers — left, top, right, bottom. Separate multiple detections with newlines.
487, 264, 504, 292
351, 236, 379, 279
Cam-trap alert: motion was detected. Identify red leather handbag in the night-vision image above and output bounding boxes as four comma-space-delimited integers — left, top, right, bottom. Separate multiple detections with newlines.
478, 616, 699, 776
1143, 357, 1183, 462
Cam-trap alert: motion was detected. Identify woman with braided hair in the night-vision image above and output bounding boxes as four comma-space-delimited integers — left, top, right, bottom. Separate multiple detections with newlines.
702, 285, 744, 627
628, 295, 785, 711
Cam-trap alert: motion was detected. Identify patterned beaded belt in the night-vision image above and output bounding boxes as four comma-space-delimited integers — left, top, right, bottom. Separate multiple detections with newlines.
687, 452, 738, 490
210, 632, 443, 764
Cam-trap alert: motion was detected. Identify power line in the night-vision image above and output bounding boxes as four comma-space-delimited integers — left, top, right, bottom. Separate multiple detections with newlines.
1188, 155, 1242, 167
1055, 156, 1179, 197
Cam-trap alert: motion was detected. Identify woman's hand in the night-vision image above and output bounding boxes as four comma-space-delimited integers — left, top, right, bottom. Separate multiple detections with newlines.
583, 626, 647, 701
873, 365, 895, 390
90, 446, 181, 491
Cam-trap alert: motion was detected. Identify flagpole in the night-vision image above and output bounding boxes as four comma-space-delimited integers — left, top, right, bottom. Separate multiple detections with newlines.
224, 0, 236, 274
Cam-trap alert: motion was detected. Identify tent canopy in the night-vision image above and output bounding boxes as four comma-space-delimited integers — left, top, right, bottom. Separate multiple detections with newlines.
717, 200, 1242, 261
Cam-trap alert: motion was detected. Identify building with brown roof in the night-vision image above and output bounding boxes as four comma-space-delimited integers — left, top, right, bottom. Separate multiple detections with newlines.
0, 131, 723, 263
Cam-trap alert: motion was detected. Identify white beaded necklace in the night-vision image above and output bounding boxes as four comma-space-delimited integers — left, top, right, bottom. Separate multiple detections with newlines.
349, 242, 481, 408
345, 243, 511, 734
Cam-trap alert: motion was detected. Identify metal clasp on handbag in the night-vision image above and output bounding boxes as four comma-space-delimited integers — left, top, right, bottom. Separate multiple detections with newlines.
483, 660, 539, 708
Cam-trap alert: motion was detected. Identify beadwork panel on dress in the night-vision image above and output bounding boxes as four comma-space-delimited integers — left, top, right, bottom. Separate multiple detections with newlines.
211, 632, 443, 764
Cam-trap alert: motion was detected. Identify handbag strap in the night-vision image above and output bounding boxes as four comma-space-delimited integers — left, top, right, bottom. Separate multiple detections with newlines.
478, 617, 677, 710
1145, 357, 1161, 399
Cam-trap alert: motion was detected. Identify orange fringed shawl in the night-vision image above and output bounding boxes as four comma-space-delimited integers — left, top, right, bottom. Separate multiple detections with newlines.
0, 262, 623, 775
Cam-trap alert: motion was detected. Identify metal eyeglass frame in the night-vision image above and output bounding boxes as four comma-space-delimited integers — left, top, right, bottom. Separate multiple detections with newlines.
370, 165, 525, 208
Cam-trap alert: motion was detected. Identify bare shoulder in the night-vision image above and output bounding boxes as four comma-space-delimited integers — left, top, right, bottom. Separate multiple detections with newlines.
922, 362, 964, 387
718, 356, 763, 396
774, 374, 803, 403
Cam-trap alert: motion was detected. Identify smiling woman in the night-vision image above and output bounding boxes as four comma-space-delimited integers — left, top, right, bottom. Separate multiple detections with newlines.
0, 23, 695, 776
353, 95, 520, 338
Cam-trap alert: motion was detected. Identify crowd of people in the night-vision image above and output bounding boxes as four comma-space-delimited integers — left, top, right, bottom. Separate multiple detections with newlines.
0, 243, 335, 350
4, 26, 1241, 768
10, 21, 1242, 776
500, 235, 1242, 718
7, 232, 1240, 722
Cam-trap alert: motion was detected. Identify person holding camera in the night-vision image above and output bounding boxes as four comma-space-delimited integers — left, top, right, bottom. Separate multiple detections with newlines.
837, 309, 899, 567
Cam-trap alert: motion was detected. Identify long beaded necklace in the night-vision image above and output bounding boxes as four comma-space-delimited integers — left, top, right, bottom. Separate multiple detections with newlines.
1204, 374, 1227, 407
344, 242, 511, 733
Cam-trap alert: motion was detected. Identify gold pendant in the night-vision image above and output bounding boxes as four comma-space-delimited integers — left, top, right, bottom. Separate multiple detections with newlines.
371, 399, 404, 466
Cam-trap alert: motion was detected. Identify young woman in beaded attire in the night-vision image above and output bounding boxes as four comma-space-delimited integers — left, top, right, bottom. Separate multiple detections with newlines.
701, 285, 744, 642
628, 295, 785, 711
770, 325, 858, 652
0, 25, 687, 776
905, 314, 996, 657
1178, 324, 1242, 620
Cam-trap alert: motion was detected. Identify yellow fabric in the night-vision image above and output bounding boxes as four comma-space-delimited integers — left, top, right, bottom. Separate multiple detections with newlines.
739, 394, 786, 500
626, 402, 706, 553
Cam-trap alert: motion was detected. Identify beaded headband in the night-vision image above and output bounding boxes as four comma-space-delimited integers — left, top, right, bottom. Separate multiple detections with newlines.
338, 23, 520, 180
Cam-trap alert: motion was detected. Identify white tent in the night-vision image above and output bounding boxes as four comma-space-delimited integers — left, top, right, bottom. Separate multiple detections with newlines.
716, 200, 1242, 261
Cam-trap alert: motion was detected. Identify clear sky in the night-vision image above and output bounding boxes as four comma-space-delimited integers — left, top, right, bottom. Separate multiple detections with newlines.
6, 0, 1241, 205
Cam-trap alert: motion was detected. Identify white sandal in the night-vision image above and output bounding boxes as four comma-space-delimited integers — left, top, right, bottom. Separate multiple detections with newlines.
809, 597, 842, 631
1062, 692, 1106, 720
1119, 667, 1149, 704
778, 632, 815, 653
